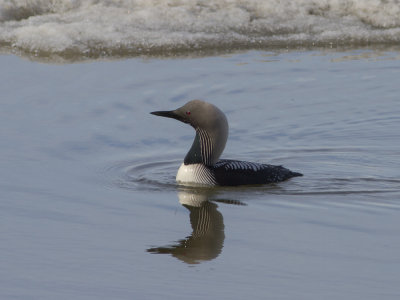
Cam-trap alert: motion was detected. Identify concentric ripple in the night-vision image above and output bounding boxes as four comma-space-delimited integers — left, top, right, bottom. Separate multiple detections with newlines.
102, 157, 181, 192
100, 149, 400, 209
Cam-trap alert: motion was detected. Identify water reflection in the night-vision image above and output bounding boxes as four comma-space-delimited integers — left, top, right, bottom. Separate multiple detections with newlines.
147, 189, 244, 264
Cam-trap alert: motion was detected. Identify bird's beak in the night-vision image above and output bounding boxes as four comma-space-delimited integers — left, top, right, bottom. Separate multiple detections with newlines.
150, 110, 177, 119
150, 109, 187, 123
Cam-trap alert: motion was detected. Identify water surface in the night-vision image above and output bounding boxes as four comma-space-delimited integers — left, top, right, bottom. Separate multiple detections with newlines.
1, 49, 400, 299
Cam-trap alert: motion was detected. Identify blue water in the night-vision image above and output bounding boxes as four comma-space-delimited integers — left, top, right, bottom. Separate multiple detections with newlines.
1, 49, 400, 299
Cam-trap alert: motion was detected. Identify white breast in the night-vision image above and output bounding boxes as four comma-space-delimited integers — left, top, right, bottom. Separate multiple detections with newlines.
176, 163, 217, 186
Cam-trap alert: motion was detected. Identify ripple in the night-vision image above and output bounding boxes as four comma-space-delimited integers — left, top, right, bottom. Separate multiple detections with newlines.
100, 153, 400, 205
277, 176, 400, 196
101, 156, 181, 192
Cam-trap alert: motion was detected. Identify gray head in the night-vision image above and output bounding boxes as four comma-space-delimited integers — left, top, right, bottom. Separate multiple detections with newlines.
151, 100, 228, 166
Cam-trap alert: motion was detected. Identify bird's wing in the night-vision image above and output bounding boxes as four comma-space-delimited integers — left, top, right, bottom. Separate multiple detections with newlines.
213, 159, 301, 186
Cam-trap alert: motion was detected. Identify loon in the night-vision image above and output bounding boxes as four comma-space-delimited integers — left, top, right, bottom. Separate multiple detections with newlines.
151, 100, 302, 186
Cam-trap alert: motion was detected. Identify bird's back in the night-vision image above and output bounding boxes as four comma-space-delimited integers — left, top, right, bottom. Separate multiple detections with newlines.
213, 159, 302, 186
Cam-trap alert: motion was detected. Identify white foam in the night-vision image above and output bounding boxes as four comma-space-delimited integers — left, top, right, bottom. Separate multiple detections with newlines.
1, 0, 400, 59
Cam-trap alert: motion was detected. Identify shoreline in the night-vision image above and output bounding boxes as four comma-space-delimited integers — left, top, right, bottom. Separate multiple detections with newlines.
2, 44, 400, 64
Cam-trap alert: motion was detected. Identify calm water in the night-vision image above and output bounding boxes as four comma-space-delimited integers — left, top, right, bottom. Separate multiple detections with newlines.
1, 50, 400, 299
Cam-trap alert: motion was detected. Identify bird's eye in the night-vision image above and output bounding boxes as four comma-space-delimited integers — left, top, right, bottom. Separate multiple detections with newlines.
186, 111, 191, 115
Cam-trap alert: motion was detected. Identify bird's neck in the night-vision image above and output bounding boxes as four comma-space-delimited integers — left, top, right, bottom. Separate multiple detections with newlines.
184, 131, 203, 165
184, 128, 227, 166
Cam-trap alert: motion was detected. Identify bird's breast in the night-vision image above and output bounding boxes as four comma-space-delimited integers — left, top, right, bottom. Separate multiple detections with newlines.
176, 163, 217, 186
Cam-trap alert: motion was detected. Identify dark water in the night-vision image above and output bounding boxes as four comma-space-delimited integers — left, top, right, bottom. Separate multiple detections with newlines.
1, 50, 400, 299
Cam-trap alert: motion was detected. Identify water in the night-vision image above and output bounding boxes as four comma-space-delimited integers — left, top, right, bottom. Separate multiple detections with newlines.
1, 4, 400, 297
1, 48, 399, 299
1, 0, 400, 61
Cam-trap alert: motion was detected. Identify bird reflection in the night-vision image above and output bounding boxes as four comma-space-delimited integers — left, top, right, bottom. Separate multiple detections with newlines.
147, 189, 237, 264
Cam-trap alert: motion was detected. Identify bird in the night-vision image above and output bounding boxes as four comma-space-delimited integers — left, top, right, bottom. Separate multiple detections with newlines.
147, 190, 225, 264
151, 100, 302, 186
